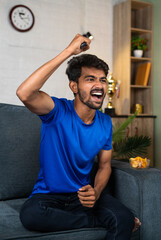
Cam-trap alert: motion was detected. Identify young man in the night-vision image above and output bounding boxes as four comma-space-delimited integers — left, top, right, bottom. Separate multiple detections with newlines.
17, 34, 140, 239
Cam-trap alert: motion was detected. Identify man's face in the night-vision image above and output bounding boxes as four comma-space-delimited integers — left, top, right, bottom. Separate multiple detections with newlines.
77, 67, 107, 110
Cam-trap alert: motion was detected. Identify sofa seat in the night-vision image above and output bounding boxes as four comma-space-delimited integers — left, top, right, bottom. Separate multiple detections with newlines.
0, 198, 107, 240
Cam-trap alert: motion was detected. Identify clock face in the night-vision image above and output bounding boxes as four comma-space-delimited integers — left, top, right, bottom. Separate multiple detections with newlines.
9, 5, 35, 32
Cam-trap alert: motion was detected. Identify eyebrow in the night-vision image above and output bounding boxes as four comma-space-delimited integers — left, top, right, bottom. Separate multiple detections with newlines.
84, 75, 106, 79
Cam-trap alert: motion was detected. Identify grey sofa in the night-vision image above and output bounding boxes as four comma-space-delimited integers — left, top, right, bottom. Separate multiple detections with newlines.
0, 103, 161, 240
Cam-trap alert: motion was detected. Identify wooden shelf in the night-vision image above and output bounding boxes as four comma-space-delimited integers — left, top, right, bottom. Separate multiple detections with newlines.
129, 113, 153, 117
131, 0, 153, 31
131, 0, 153, 10
131, 56, 151, 62
113, 0, 153, 115
131, 85, 152, 88
131, 27, 152, 33
111, 114, 156, 118
113, 0, 154, 165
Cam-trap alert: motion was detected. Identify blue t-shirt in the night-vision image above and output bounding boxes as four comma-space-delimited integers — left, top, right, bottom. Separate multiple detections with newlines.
31, 97, 112, 196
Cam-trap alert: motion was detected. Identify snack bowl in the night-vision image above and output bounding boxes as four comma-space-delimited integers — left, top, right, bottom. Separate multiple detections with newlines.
129, 157, 150, 169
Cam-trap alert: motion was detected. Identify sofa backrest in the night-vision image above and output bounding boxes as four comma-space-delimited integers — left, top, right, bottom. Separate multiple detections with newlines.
0, 103, 41, 200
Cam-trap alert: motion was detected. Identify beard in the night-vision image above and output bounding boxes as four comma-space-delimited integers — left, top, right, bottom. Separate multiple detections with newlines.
77, 88, 105, 110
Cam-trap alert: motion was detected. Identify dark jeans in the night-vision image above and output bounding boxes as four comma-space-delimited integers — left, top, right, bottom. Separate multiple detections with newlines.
20, 192, 135, 240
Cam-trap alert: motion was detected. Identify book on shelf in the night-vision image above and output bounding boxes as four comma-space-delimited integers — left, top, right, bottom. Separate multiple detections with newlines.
135, 62, 151, 86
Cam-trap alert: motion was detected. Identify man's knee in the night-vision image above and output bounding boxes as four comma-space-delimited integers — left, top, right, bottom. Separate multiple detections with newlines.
20, 201, 34, 230
117, 207, 135, 232
98, 193, 135, 230
20, 198, 44, 231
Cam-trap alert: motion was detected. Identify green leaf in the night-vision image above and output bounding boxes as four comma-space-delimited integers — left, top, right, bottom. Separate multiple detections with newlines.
112, 135, 151, 159
112, 112, 137, 142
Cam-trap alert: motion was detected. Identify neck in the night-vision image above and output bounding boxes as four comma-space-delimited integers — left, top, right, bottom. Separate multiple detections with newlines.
73, 98, 96, 124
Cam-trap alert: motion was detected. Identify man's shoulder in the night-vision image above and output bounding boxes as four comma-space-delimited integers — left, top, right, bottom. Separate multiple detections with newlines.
96, 111, 112, 132
51, 96, 71, 103
97, 110, 112, 123
51, 97, 73, 110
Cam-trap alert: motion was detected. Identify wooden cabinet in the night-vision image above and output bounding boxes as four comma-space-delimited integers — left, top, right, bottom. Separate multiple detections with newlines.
111, 116, 155, 166
113, 0, 153, 115
112, 1, 155, 166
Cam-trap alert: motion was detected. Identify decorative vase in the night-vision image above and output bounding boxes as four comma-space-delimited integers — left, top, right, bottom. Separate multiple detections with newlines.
133, 49, 143, 58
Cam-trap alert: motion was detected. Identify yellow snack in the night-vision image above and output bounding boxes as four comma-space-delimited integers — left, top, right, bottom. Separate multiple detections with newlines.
130, 156, 148, 169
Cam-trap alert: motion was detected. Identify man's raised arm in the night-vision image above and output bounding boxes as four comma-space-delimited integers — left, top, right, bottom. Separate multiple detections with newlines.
16, 34, 91, 115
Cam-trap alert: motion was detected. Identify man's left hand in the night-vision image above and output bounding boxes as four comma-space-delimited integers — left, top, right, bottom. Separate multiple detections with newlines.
77, 184, 99, 208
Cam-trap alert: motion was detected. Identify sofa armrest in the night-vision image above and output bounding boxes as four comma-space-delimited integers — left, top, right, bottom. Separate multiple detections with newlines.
109, 160, 161, 240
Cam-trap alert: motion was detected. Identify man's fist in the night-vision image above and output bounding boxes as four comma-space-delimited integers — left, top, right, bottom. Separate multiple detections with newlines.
77, 184, 99, 208
66, 34, 91, 55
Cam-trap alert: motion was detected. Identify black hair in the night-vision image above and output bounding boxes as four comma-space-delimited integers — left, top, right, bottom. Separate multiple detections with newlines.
66, 54, 109, 83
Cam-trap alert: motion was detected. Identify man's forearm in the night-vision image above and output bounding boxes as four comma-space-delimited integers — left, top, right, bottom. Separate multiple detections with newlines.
16, 33, 91, 102
94, 166, 112, 200
16, 48, 72, 101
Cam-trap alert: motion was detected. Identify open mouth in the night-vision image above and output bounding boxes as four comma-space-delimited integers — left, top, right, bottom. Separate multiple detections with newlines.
90, 90, 104, 102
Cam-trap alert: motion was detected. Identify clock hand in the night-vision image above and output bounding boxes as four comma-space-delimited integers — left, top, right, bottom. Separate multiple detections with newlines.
19, 12, 29, 20
19, 12, 25, 19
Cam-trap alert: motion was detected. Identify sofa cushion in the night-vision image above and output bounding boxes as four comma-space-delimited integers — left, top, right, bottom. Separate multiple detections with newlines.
0, 103, 41, 200
0, 198, 107, 240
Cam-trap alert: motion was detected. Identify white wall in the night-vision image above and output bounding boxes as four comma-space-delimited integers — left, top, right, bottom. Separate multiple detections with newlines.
0, 0, 114, 110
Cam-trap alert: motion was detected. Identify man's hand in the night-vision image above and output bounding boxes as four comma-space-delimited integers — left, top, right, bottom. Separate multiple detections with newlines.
77, 184, 99, 208
66, 34, 91, 56
132, 217, 141, 232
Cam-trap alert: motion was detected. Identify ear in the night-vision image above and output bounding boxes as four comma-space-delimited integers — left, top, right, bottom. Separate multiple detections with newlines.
69, 81, 78, 94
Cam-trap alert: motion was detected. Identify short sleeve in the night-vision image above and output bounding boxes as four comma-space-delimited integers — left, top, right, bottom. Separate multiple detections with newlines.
102, 117, 113, 151
38, 97, 64, 124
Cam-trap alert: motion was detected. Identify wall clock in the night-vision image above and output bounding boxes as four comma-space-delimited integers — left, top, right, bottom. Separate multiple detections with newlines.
9, 5, 35, 32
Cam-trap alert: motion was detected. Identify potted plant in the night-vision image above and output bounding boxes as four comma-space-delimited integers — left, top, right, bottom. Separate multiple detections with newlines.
131, 36, 148, 58
112, 112, 151, 159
